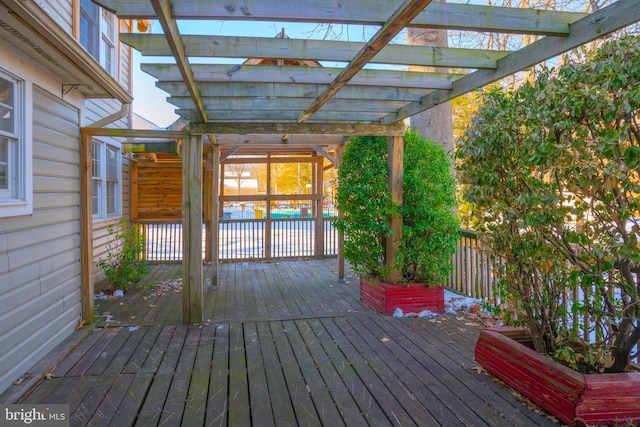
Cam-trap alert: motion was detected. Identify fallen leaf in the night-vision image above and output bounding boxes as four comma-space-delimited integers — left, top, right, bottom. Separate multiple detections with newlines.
380, 337, 390, 342
43, 372, 56, 380
13, 373, 31, 385
472, 365, 484, 374
469, 303, 482, 313
76, 320, 85, 330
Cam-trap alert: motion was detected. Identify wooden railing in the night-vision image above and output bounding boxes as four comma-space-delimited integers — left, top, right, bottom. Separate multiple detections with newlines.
139, 217, 338, 262
447, 229, 499, 301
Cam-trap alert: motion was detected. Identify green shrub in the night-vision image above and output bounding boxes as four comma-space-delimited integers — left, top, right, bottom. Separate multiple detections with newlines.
96, 218, 149, 291
336, 129, 459, 285
457, 35, 640, 373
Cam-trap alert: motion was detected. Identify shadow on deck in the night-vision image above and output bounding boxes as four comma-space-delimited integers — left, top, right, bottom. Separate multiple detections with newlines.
7, 260, 559, 426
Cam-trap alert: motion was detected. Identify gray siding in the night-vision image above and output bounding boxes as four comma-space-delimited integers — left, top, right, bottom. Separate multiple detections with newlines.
0, 87, 81, 393
41, 0, 74, 34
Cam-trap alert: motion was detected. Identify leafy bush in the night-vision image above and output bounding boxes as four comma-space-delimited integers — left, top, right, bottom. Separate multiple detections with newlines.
95, 218, 149, 291
457, 35, 640, 373
336, 129, 459, 285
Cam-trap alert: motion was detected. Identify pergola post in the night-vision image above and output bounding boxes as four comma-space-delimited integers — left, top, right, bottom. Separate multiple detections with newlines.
314, 154, 324, 257
182, 133, 203, 324
210, 145, 220, 287
386, 135, 404, 283
335, 146, 345, 281
80, 132, 94, 325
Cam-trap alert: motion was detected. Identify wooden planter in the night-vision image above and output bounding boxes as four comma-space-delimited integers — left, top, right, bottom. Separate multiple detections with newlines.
475, 327, 640, 426
359, 278, 444, 316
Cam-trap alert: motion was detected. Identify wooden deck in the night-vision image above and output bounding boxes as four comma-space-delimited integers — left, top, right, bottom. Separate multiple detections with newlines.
12, 260, 559, 426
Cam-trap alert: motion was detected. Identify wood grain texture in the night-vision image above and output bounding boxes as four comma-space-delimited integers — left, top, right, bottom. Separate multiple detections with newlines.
475, 327, 640, 426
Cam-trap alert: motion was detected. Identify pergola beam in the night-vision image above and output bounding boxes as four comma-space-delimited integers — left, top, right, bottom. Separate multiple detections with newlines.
158, 82, 434, 102
298, 0, 433, 123
150, 0, 207, 122
190, 121, 405, 136
177, 110, 386, 123
80, 127, 188, 139
95, 0, 586, 36
170, 96, 408, 113
122, 33, 507, 70
144, 64, 461, 89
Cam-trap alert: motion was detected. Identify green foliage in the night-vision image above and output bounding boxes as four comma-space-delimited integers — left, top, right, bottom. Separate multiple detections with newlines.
457, 35, 640, 373
96, 218, 149, 291
401, 129, 460, 284
335, 130, 459, 285
335, 135, 394, 279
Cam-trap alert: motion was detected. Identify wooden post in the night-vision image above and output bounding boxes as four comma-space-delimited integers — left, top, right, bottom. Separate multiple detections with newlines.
80, 132, 94, 324
386, 135, 404, 283
219, 162, 225, 218
314, 154, 324, 257
130, 161, 139, 221
264, 154, 272, 259
335, 146, 345, 281
210, 145, 220, 286
182, 134, 203, 324
204, 156, 212, 261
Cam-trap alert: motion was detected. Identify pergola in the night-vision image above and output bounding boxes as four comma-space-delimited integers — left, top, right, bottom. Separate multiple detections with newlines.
81, 0, 639, 324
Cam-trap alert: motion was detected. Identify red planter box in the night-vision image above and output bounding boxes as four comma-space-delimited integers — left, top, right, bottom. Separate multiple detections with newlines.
475, 327, 640, 426
359, 278, 444, 316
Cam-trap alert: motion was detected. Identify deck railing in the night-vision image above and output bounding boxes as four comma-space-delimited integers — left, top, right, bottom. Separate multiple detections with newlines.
139, 217, 338, 262
447, 229, 499, 301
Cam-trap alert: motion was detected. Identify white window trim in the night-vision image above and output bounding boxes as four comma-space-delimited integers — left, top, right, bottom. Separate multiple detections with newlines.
100, 9, 117, 77
0, 69, 32, 218
92, 140, 122, 222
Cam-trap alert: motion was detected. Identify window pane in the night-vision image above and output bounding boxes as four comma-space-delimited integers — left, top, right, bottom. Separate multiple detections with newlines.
80, 0, 99, 58
106, 181, 116, 215
0, 77, 14, 134
92, 179, 100, 215
92, 142, 100, 178
106, 145, 117, 180
0, 137, 7, 190
106, 145, 118, 215
101, 10, 115, 41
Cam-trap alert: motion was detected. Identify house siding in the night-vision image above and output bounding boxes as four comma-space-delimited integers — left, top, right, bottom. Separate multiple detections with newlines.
0, 0, 134, 395
0, 86, 82, 393
42, 0, 74, 34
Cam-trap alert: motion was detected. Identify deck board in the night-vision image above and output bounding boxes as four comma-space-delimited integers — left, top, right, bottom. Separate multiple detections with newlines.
10, 259, 560, 426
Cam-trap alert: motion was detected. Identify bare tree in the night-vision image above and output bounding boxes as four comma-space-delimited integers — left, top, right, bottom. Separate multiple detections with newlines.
226, 163, 250, 195
407, 0, 454, 155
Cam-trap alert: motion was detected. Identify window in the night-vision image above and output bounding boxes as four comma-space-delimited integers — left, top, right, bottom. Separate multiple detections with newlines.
79, 0, 99, 58
92, 140, 121, 220
80, 0, 118, 76
100, 9, 117, 75
0, 69, 32, 217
